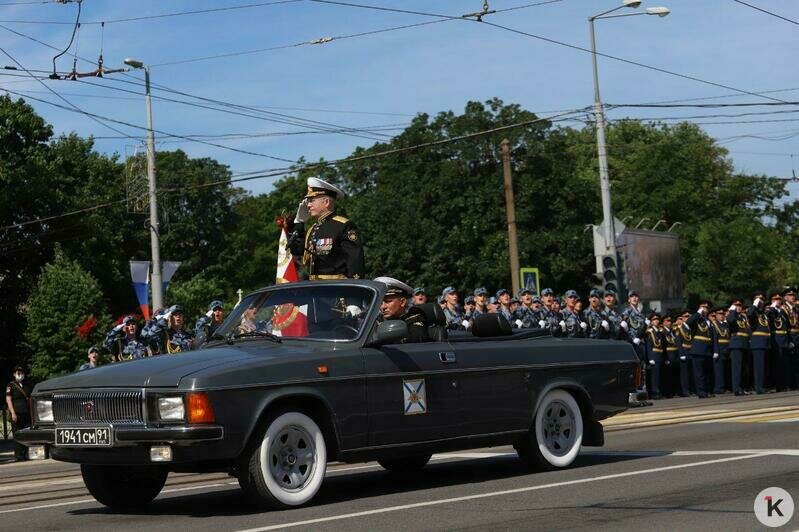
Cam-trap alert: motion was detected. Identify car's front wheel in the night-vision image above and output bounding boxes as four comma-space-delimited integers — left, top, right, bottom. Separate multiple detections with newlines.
515, 389, 583, 470
239, 411, 327, 508
81, 464, 167, 509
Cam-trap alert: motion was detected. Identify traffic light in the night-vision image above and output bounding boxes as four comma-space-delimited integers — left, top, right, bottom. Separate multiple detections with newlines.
601, 255, 619, 293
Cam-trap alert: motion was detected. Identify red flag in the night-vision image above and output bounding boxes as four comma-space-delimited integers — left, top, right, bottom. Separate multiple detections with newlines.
75, 315, 98, 338
274, 215, 308, 336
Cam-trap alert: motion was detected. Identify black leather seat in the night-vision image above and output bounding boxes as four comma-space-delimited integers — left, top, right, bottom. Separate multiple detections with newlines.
409, 303, 448, 341
472, 313, 513, 338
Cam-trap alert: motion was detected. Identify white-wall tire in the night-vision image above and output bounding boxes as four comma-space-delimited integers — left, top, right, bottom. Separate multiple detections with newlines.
239, 411, 327, 508
516, 389, 583, 470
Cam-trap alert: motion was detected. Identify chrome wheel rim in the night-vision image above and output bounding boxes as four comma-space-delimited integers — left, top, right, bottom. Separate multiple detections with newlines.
541, 399, 576, 457
268, 424, 316, 491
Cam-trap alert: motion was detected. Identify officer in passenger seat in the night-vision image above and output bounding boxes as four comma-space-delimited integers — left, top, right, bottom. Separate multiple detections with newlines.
374, 277, 430, 343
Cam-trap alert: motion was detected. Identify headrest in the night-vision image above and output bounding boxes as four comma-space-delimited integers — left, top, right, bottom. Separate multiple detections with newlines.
412, 303, 446, 327
472, 313, 513, 337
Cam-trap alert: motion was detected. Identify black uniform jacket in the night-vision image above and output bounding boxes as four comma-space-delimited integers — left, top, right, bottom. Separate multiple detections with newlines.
288, 211, 365, 279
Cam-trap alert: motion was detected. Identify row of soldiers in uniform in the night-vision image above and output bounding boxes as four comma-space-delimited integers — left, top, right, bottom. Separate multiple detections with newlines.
411, 285, 799, 399
644, 289, 799, 399
411, 285, 649, 341
85, 301, 227, 367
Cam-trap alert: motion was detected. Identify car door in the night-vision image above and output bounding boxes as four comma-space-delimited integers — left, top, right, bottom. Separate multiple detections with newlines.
362, 339, 461, 446
450, 338, 535, 436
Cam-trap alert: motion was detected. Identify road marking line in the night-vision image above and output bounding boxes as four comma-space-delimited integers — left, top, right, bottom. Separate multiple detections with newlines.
234, 453, 771, 532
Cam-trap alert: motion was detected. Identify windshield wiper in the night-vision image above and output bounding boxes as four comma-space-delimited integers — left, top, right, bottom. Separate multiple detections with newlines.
227, 330, 282, 343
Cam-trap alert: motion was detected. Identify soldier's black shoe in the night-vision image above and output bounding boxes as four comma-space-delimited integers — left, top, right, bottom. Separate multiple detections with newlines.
697, 393, 709, 398
650, 394, 662, 400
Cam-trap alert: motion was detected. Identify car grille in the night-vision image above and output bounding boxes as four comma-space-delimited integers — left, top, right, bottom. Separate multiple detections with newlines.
53, 391, 144, 425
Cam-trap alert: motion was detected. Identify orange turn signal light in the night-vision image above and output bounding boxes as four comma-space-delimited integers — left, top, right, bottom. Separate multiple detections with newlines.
316, 365, 329, 375
187, 392, 215, 424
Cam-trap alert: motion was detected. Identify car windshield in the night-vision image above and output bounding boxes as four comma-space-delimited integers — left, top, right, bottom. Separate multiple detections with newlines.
215, 284, 376, 341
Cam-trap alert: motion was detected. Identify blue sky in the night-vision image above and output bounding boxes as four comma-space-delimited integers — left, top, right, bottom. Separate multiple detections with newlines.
1, 0, 797, 197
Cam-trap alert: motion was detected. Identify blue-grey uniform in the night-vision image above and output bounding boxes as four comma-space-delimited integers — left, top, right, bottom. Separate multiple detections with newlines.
747, 294, 770, 394
103, 317, 148, 361
767, 293, 791, 391
621, 302, 647, 360
711, 311, 731, 394
726, 302, 750, 395
644, 320, 665, 398
603, 305, 625, 340
583, 305, 612, 339
195, 300, 225, 345
513, 305, 536, 328
685, 304, 715, 398
141, 305, 195, 354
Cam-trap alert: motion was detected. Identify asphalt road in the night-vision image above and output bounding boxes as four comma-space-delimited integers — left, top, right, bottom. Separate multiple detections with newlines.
2, 392, 798, 531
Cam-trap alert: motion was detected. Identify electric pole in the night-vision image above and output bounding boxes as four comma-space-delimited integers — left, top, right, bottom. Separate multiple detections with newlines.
501, 139, 520, 295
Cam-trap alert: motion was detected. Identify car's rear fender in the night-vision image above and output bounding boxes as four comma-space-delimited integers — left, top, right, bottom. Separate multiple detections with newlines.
239, 388, 342, 462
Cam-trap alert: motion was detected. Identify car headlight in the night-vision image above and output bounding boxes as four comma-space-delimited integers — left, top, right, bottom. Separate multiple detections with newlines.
157, 396, 185, 421
35, 399, 53, 423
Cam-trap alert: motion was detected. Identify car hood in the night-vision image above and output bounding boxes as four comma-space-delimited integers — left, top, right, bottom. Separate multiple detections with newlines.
34, 346, 262, 391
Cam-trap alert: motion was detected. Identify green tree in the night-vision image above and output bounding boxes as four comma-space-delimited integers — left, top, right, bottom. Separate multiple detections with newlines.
167, 271, 232, 324
23, 246, 110, 379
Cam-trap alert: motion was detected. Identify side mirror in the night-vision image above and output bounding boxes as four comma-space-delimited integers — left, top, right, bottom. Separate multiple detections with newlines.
369, 320, 408, 346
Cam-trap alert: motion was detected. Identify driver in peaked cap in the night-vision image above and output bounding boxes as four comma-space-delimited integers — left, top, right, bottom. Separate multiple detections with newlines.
374, 276, 429, 342
286, 177, 365, 280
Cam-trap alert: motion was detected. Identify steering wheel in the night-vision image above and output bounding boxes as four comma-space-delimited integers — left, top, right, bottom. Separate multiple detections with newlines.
332, 325, 359, 338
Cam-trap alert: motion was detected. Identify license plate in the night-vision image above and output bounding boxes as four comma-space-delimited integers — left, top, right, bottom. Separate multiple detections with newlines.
55, 427, 112, 447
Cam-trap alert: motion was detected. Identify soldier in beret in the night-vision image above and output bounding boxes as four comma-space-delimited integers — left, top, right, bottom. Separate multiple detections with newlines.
496, 289, 514, 324
141, 305, 195, 354
412, 287, 427, 306
374, 276, 429, 343
441, 286, 466, 330
79, 346, 101, 371
287, 177, 365, 280
472, 288, 489, 319
558, 290, 586, 338
584, 288, 612, 339
602, 290, 625, 340
195, 300, 226, 345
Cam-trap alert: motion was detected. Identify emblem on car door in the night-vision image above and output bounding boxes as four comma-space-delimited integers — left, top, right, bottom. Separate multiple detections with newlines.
403, 379, 427, 415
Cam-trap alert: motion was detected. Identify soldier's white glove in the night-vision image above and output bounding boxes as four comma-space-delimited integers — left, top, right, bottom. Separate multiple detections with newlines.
697, 306, 707, 315
559, 320, 566, 331
601, 320, 610, 331
113, 323, 125, 332
462, 319, 471, 329
770, 300, 779, 309
163, 310, 173, 321
538, 320, 546, 328
754, 297, 763, 308
649, 359, 655, 365
679, 355, 687, 361
728, 304, 736, 311
633, 337, 641, 346
345, 305, 362, 318
579, 321, 587, 330
713, 352, 719, 360
515, 319, 523, 328
294, 199, 310, 223
205, 309, 214, 318
620, 320, 629, 330
645, 318, 651, 326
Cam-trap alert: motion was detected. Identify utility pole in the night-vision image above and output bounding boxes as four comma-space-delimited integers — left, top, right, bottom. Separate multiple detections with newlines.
124, 58, 163, 311
501, 139, 520, 295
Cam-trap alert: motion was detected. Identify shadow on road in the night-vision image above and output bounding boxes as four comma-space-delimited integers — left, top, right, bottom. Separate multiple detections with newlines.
68, 451, 666, 518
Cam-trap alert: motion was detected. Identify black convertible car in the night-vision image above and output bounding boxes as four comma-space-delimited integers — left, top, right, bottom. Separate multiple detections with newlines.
18, 280, 639, 509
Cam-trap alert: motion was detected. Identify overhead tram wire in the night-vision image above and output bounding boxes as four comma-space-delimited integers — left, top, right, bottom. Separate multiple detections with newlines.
0, 106, 589, 233
308, 0, 799, 108
0, 0, 303, 24
0, 86, 300, 163
146, 0, 563, 67
0, 24, 407, 141
731, 0, 799, 27
0, 46, 137, 139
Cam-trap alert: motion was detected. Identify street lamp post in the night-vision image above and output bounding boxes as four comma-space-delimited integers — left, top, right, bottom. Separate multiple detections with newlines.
588, 1, 670, 283
124, 58, 163, 312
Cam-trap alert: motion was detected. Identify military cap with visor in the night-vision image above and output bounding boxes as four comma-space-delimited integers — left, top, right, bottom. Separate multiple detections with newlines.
304, 177, 345, 200
374, 276, 412, 298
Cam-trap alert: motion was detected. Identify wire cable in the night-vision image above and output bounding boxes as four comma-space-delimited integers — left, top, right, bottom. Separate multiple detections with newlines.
50, 0, 80, 76
732, 0, 799, 26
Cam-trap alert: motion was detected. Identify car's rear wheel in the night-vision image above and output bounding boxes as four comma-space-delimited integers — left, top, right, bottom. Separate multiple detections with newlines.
81, 464, 167, 509
515, 389, 583, 471
239, 411, 327, 508
378, 454, 432, 472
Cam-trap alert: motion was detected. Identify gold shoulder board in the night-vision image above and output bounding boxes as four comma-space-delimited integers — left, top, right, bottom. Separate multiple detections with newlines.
332, 215, 349, 223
